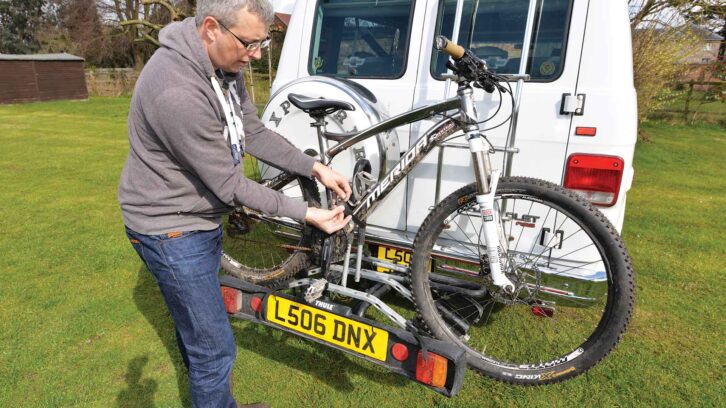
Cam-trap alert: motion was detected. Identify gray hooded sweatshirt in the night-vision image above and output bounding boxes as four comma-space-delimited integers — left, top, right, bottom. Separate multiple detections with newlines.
118, 17, 316, 235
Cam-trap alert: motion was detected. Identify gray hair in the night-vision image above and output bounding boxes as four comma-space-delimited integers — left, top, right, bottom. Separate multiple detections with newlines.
195, 0, 275, 28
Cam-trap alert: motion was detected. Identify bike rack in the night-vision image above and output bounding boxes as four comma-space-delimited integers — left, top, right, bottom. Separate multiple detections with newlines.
219, 274, 467, 397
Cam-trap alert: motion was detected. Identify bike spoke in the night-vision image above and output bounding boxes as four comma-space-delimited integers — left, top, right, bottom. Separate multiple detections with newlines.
414, 182, 625, 371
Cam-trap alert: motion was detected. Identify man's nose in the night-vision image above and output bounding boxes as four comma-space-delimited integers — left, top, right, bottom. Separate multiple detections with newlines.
250, 48, 263, 60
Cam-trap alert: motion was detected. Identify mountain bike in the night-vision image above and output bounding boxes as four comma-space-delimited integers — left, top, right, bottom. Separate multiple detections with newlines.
221, 36, 634, 384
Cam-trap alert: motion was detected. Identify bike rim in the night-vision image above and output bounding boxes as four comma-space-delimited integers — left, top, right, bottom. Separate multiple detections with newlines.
222, 177, 309, 271
424, 191, 614, 368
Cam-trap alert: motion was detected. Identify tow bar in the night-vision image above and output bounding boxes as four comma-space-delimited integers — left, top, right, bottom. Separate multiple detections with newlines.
219, 274, 467, 397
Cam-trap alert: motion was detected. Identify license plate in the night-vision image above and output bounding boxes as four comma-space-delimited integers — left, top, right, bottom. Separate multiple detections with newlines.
266, 295, 389, 361
376, 245, 411, 272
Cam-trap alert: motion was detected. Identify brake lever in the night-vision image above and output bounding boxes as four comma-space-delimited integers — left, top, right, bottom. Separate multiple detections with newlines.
445, 60, 459, 75
475, 79, 496, 94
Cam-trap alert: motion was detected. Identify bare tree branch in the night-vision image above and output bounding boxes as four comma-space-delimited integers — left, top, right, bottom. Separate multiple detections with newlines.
120, 19, 162, 31
138, 31, 160, 46
631, 0, 658, 27
142, 0, 185, 21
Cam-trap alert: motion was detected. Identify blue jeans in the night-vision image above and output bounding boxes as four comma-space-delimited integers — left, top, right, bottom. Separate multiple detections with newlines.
126, 226, 237, 408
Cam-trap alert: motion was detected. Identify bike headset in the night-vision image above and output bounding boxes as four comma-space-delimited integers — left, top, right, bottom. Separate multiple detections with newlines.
433, 43, 516, 144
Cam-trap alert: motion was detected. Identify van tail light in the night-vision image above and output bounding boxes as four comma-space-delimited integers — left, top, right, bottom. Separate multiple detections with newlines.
220, 287, 242, 314
415, 351, 448, 388
564, 154, 624, 207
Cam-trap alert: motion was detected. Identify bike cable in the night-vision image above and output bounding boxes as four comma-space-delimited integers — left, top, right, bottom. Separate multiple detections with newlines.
436, 78, 513, 145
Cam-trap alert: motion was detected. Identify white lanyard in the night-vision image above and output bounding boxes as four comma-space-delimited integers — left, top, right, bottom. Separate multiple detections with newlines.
211, 76, 245, 164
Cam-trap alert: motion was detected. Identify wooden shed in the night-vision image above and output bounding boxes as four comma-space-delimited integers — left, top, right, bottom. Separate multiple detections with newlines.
0, 53, 88, 104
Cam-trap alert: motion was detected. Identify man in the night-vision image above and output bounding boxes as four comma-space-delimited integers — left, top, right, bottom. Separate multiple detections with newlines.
118, 1, 352, 407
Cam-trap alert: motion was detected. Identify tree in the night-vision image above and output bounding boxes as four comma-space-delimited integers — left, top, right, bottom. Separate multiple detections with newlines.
39, 1, 103, 62
97, 0, 192, 68
0, 0, 46, 54
628, 0, 707, 122
682, 1, 725, 60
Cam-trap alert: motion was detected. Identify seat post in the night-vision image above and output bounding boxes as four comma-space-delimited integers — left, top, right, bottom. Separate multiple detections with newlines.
310, 112, 332, 166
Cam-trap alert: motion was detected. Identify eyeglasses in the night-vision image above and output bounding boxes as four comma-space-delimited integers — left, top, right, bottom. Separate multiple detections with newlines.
217, 20, 270, 52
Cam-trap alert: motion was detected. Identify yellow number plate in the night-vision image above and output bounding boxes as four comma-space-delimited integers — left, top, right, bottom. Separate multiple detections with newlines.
266, 295, 389, 361
376, 245, 411, 272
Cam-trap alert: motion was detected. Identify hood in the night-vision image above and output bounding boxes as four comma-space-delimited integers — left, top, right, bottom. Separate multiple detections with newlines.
159, 17, 244, 83
158, 17, 216, 79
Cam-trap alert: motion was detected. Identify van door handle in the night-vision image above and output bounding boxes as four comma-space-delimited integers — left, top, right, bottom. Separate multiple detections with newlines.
560, 93, 586, 116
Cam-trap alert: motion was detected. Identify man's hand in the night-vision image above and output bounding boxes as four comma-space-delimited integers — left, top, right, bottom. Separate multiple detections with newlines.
305, 206, 352, 234
311, 162, 352, 202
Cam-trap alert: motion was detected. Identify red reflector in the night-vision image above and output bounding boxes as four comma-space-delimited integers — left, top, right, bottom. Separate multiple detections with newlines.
221, 287, 242, 314
250, 296, 262, 313
415, 351, 447, 388
532, 305, 554, 318
391, 343, 410, 362
575, 127, 597, 136
564, 154, 624, 207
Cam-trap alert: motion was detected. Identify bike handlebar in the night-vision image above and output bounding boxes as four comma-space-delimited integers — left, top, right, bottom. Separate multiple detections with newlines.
434, 35, 502, 94
435, 35, 465, 60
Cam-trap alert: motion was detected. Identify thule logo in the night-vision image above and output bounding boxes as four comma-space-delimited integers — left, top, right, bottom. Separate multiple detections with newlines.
314, 300, 334, 311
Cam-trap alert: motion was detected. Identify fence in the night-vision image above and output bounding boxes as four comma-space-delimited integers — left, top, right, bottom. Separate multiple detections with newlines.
84, 68, 273, 105
85, 68, 139, 97
651, 80, 726, 124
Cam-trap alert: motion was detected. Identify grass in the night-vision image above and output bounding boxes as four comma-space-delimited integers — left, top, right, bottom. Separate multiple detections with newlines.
0, 98, 723, 407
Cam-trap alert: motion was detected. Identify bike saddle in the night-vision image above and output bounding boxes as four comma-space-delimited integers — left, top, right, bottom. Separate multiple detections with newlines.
287, 93, 355, 115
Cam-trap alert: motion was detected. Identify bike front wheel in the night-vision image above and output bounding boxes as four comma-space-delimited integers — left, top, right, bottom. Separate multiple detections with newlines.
410, 177, 634, 384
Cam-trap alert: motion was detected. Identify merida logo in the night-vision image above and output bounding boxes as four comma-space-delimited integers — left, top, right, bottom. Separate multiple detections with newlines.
363, 121, 456, 210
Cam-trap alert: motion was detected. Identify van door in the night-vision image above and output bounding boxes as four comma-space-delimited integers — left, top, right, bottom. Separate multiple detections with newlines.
407, 0, 588, 232
300, 0, 427, 231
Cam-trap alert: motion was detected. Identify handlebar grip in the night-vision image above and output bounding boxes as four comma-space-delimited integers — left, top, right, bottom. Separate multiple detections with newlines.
435, 35, 465, 60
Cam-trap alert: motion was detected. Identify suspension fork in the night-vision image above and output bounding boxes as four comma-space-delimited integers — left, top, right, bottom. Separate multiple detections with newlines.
459, 86, 516, 293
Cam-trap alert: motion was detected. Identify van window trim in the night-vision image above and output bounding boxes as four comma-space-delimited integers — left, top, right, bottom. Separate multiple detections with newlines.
429, 0, 575, 83
307, 0, 417, 80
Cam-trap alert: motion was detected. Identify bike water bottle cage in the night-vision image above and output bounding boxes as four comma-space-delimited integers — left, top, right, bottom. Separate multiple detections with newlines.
287, 93, 355, 118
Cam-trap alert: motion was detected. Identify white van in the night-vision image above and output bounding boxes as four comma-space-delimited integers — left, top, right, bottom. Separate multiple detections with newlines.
262, 0, 637, 258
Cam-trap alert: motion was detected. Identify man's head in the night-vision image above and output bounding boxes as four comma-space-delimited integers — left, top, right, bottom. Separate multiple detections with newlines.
196, 0, 274, 73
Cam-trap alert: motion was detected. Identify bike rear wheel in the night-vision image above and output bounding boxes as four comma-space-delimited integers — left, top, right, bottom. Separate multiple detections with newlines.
410, 177, 634, 384
221, 173, 321, 287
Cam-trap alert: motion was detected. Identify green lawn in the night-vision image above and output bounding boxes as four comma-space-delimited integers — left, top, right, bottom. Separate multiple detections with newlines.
0, 98, 723, 407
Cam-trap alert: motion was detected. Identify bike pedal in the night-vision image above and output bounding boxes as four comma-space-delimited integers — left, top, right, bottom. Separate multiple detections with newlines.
304, 279, 328, 303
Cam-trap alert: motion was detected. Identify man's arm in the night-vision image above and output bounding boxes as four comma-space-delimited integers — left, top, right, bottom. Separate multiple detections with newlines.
237, 81, 351, 201
145, 87, 309, 221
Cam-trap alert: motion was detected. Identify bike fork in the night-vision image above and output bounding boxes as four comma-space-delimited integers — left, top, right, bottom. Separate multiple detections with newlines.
468, 134, 516, 293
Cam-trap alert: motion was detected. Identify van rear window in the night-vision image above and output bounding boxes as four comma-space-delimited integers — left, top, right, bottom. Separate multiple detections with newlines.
308, 0, 415, 79
432, 0, 573, 81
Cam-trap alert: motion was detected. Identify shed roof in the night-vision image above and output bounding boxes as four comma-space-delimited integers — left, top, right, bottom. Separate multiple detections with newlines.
689, 25, 724, 41
0, 53, 84, 61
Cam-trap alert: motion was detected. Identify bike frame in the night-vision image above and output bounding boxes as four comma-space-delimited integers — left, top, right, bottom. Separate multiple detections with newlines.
310, 83, 516, 292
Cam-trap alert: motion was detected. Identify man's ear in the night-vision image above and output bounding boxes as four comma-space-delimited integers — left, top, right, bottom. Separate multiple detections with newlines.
200, 16, 221, 42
